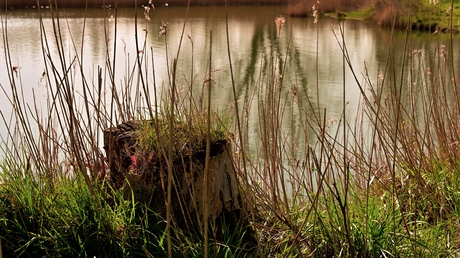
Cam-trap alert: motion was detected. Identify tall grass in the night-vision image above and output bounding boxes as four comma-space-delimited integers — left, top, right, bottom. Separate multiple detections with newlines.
234, 0, 460, 256
0, 2, 245, 257
2, 1, 460, 257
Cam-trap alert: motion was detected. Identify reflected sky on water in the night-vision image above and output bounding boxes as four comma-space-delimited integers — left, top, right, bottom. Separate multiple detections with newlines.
1, 6, 457, 158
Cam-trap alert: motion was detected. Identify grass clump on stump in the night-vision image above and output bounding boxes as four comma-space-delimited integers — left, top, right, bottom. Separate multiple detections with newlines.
103, 111, 253, 244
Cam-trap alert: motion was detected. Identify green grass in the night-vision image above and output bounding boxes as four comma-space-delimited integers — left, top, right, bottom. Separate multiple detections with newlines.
326, 0, 460, 32
136, 111, 230, 162
342, 7, 373, 20
0, 170, 250, 257
0, 170, 143, 257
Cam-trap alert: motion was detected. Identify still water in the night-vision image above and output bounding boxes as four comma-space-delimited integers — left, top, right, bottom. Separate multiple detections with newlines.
0, 5, 454, 156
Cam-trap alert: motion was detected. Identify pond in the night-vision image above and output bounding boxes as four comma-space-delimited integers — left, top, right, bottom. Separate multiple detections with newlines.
0, 5, 457, 159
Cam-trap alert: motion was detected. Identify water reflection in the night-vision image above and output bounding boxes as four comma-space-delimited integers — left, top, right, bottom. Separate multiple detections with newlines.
1, 6, 458, 155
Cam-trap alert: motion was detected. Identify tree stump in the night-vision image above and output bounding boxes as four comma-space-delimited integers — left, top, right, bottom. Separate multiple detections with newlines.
103, 120, 246, 234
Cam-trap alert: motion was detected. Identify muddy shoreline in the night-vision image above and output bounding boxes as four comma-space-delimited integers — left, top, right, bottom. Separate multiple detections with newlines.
1, 0, 287, 9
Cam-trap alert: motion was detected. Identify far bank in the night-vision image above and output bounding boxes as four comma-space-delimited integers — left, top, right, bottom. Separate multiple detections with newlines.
1, 0, 287, 9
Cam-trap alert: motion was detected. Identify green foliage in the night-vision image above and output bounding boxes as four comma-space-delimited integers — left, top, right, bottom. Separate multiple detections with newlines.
0, 171, 146, 257
345, 7, 374, 20
0, 170, 250, 257
137, 111, 230, 161
328, 0, 460, 32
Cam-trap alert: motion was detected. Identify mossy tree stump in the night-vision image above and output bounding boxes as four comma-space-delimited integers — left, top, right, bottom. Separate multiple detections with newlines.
103, 120, 246, 234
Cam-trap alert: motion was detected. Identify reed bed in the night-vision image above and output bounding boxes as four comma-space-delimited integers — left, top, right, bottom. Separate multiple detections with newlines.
1, 1, 460, 257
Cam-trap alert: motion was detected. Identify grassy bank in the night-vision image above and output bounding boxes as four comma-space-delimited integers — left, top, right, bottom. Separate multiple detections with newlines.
289, 0, 460, 33
2, 1, 460, 257
1, 0, 287, 9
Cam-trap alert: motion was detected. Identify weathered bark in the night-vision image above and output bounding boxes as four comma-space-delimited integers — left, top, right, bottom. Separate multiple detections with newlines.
103, 120, 246, 235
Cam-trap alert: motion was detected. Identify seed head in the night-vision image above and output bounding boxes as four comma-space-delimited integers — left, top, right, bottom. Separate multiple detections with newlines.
440, 44, 446, 61
144, 5, 151, 21
312, 1, 320, 24
12, 66, 21, 77
159, 20, 168, 37
275, 15, 285, 37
